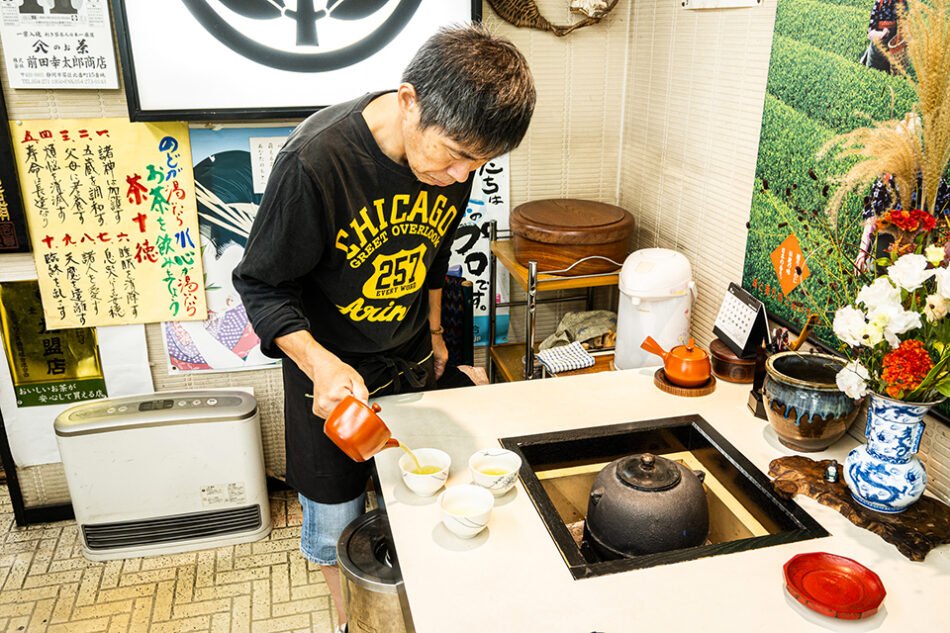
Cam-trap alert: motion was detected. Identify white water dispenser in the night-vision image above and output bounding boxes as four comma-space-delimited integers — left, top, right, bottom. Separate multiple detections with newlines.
614, 249, 696, 370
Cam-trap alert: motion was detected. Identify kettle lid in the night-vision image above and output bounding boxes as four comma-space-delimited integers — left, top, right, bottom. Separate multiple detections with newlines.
617, 453, 681, 491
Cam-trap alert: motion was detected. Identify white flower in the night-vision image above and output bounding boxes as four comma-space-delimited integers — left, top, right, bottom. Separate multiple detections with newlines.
888, 253, 934, 291
863, 322, 884, 346
833, 307, 866, 346
836, 360, 870, 399
925, 294, 949, 322
856, 277, 901, 311
926, 245, 945, 266
867, 302, 922, 347
934, 266, 950, 299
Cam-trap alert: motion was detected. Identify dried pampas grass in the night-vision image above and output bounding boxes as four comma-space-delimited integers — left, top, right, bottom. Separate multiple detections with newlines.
821, 0, 950, 218
899, 0, 950, 211
819, 113, 923, 221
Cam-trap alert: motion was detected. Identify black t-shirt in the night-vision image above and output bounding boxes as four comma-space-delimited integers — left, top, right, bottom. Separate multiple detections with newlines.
233, 92, 473, 503
234, 91, 473, 360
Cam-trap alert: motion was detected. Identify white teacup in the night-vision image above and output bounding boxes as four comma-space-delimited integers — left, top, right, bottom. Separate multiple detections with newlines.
439, 484, 494, 538
468, 448, 522, 496
398, 448, 450, 497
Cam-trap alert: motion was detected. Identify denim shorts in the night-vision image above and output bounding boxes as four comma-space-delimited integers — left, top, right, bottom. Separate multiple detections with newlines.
298, 492, 366, 565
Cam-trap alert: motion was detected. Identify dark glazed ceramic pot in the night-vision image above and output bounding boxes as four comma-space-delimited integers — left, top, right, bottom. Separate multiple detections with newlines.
763, 352, 861, 452
585, 453, 709, 558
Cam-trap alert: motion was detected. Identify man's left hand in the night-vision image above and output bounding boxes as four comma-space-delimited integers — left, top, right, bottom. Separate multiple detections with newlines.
431, 332, 448, 379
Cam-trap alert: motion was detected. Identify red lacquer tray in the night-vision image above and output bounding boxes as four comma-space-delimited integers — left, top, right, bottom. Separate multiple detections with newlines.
784, 552, 885, 619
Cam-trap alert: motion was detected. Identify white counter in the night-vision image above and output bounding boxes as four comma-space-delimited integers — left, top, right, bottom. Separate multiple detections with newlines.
372, 367, 950, 633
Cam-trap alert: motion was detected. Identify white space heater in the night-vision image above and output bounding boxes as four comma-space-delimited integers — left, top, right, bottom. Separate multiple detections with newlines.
55, 390, 272, 561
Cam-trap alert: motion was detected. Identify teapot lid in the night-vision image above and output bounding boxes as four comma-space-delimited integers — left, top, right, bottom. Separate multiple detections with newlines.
617, 453, 681, 491
670, 338, 708, 362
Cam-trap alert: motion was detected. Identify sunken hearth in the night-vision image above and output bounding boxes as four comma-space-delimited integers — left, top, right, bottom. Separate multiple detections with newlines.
501, 415, 827, 580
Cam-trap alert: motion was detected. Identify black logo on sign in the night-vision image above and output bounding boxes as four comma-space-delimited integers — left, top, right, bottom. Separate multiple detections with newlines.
182, 0, 422, 72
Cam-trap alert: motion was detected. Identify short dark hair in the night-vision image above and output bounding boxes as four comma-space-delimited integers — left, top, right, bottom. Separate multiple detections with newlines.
402, 23, 536, 158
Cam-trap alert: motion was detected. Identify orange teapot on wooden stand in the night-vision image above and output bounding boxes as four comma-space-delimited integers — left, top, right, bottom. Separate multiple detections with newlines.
640, 336, 711, 387
324, 395, 399, 462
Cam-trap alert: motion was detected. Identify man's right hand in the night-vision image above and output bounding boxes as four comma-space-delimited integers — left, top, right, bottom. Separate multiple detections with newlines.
274, 330, 369, 419
307, 353, 369, 419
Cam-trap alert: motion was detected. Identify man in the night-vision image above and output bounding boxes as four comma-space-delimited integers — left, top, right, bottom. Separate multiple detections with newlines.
233, 23, 535, 631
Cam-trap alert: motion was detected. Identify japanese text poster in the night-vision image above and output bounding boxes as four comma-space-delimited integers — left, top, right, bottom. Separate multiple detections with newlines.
449, 156, 510, 346
162, 126, 292, 373
0, 0, 118, 89
11, 117, 207, 328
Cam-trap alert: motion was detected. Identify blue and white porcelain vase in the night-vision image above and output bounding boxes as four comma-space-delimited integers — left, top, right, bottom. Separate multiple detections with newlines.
844, 393, 935, 513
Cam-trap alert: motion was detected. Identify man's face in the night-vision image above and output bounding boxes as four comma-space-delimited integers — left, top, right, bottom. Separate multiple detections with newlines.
399, 87, 490, 187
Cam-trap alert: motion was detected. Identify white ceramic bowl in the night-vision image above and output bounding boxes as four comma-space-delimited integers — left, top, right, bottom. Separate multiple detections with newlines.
468, 448, 522, 496
398, 448, 450, 497
439, 484, 494, 538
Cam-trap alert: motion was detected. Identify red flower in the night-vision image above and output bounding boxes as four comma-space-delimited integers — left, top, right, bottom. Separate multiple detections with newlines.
879, 208, 937, 232
881, 339, 934, 398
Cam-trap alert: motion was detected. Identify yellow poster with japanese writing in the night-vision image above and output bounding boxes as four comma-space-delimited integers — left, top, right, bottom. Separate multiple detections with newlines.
10, 118, 207, 328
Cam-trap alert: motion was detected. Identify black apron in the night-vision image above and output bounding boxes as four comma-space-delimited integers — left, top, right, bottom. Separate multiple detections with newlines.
283, 327, 436, 504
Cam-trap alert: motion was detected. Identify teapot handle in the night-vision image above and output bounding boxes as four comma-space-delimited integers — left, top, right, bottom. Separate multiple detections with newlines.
640, 336, 667, 359
692, 469, 706, 484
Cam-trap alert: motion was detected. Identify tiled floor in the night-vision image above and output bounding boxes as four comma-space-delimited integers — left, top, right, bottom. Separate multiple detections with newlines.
0, 487, 338, 633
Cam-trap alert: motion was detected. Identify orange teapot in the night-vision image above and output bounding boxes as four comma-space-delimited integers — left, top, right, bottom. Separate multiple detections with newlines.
640, 336, 711, 387
324, 395, 399, 462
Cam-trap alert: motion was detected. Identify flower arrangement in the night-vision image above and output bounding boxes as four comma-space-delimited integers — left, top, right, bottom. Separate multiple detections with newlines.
774, 0, 950, 403
832, 247, 950, 401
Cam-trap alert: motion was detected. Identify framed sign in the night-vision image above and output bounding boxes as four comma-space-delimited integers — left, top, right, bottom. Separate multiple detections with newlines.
0, 0, 119, 90
111, 0, 481, 121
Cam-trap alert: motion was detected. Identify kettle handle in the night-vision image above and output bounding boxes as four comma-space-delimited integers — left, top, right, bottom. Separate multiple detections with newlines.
692, 469, 705, 484
640, 336, 667, 359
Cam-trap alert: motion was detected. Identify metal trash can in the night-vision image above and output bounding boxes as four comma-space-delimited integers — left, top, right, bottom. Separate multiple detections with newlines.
337, 510, 413, 633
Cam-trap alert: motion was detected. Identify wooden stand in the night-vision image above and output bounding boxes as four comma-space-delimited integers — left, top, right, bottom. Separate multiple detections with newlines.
769, 455, 950, 562
653, 369, 716, 397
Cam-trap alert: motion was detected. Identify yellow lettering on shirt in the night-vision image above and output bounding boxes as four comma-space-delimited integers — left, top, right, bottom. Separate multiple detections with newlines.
430, 195, 446, 229
337, 297, 408, 322
437, 203, 457, 234
335, 229, 358, 258
349, 207, 378, 246
407, 191, 428, 224
390, 194, 410, 224
372, 198, 389, 232
336, 193, 459, 261
362, 245, 427, 299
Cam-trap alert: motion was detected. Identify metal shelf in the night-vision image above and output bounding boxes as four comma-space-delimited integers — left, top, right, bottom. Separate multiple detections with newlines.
487, 222, 620, 381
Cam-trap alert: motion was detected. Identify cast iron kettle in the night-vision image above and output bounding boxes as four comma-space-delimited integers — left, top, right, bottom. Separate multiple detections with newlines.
585, 453, 710, 558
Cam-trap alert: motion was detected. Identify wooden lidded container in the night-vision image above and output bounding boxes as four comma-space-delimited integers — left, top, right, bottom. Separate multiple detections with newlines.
509, 199, 635, 275
709, 338, 765, 384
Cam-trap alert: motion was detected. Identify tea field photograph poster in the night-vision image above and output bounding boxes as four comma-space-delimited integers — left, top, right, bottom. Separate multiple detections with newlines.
741, 0, 949, 420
